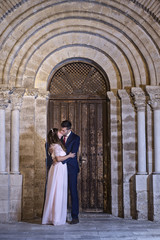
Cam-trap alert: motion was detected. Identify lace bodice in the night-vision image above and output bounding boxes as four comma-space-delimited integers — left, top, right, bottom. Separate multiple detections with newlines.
51, 143, 66, 159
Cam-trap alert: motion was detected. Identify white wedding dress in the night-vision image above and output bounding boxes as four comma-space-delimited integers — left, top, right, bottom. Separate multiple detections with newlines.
42, 143, 68, 225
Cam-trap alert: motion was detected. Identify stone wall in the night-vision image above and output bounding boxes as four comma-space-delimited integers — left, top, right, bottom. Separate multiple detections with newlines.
0, 87, 48, 222
0, 0, 160, 223
107, 91, 123, 217
20, 89, 47, 219
1, 85, 160, 222
118, 90, 136, 219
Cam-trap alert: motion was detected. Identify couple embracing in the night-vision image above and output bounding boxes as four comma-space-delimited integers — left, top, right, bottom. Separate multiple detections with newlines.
42, 120, 80, 225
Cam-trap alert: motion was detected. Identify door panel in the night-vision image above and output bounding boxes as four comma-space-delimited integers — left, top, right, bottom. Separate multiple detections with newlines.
48, 99, 106, 212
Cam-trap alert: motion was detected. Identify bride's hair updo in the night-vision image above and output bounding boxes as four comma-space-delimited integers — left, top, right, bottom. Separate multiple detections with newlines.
47, 128, 66, 152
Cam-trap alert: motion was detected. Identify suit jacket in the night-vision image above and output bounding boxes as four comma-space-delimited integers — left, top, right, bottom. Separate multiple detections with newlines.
62, 131, 80, 173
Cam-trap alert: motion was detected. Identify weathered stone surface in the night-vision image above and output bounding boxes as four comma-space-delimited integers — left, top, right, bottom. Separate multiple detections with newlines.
0, 175, 9, 222
0, 0, 160, 223
135, 175, 148, 191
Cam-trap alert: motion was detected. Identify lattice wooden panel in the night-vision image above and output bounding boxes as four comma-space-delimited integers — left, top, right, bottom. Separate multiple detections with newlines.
49, 62, 106, 96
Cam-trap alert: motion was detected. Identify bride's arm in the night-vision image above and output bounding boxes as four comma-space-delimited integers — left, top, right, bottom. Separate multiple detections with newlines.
55, 152, 75, 162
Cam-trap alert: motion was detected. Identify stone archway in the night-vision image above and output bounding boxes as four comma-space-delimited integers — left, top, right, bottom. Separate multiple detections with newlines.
0, 0, 160, 223
47, 59, 111, 212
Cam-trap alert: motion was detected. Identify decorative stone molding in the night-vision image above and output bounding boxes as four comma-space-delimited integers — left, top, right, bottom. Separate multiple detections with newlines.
37, 89, 49, 100
11, 88, 25, 111
107, 91, 116, 100
0, 86, 12, 109
24, 88, 38, 98
129, 0, 160, 24
146, 86, 160, 110
0, 0, 29, 23
118, 89, 129, 100
0, 0, 159, 24
131, 87, 146, 112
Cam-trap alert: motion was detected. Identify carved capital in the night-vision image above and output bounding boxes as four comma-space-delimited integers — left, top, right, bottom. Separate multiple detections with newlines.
24, 88, 38, 98
37, 89, 49, 100
118, 89, 129, 99
146, 86, 160, 110
0, 86, 12, 109
107, 91, 117, 101
11, 88, 25, 111
131, 87, 146, 112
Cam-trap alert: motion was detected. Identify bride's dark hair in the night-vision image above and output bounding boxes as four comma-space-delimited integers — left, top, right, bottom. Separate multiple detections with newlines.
47, 128, 66, 152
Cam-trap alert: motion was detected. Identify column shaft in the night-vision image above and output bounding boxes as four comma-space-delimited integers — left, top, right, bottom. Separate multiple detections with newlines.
137, 110, 147, 174
154, 109, 160, 173
0, 108, 6, 173
11, 109, 20, 174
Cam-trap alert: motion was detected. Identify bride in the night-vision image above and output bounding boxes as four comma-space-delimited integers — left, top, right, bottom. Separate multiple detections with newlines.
42, 128, 75, 225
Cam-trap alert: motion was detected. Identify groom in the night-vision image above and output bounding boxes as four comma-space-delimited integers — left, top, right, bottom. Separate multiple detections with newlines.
61, 120, 80, 224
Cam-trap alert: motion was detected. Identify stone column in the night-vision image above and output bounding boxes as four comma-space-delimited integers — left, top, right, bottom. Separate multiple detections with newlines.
131, 87, 147, 174
146, 86, 160, 174
10, 88, 25, 174
146, 86, 160, 221
0, 87, 10, 222
9, 88, 25, 221
0, 88, 10, 174
131, 87, 148, 220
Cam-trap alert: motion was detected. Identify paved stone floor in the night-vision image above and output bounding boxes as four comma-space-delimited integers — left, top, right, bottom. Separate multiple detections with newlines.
0, 214, 160, 240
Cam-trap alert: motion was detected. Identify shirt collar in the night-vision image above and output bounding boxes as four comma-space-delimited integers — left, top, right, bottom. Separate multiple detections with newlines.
66, 131, 71, 138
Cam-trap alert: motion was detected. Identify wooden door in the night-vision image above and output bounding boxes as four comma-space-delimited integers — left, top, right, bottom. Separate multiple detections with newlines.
48, 60, 110, 212
48, 98, 107, 212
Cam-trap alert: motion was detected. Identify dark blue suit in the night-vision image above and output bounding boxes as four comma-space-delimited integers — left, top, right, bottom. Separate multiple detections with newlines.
62, 131, 80, 219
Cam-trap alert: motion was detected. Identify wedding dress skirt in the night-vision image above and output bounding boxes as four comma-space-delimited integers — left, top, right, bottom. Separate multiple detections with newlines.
42, 144, 67, 226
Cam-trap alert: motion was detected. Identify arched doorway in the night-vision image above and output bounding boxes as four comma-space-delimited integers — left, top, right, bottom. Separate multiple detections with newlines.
47, 59, 110, 213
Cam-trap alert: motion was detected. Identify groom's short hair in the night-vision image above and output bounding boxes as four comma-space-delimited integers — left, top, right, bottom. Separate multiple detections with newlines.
61, 120, 72, 130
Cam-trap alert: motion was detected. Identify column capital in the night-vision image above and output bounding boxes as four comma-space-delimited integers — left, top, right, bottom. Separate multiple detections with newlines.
118, 89, 129, 100
37, 89, 49, 100
11, 88, 25, 111
0, 86, 12, 109
24, 88, 38, 98
107, 91, 117, 101
146, 86, 160, 110
131, 87, 146, 112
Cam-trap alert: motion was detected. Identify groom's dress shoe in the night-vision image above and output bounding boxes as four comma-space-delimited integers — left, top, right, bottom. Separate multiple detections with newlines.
70, 218, 79, 224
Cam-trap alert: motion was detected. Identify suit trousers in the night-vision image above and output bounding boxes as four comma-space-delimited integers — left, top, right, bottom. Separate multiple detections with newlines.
68, 170, 79, 219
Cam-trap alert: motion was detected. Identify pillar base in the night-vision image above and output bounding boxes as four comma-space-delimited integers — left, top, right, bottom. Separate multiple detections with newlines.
136, 172, 147, 175
134, 174, 148, 220
0, 175, 9, 222
9, 174, 22, 222
0, 172, 8, 175
0, 174, 22, 222
10, 172, 20, 175
151, 174, 160, 221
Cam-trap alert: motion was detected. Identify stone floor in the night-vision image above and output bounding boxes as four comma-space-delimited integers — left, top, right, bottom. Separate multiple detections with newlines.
0, 213, 160, 240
